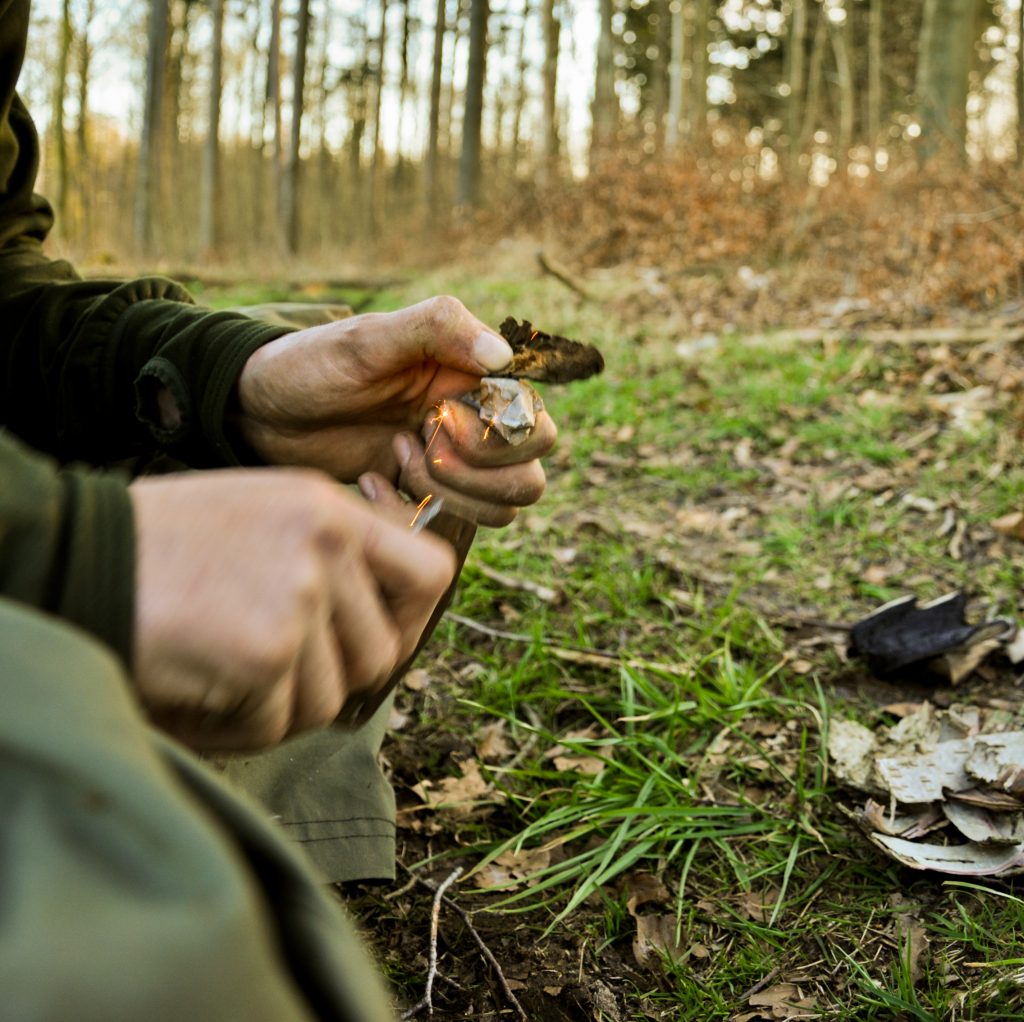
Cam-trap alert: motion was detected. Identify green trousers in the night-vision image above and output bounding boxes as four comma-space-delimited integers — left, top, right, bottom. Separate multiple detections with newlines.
0, 597, 394, 1022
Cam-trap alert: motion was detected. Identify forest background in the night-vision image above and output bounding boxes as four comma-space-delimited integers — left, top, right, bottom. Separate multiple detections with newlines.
20, 0, 1024, 334
18, 4, 1024, 1018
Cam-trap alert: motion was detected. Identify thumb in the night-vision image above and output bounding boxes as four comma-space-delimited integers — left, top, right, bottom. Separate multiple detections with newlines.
381, 296, 513, 377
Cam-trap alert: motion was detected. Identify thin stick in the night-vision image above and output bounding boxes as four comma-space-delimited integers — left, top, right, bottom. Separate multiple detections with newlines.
445, 611, 692, 677
400, 866, 464, 1019
398, 863, 528, 1021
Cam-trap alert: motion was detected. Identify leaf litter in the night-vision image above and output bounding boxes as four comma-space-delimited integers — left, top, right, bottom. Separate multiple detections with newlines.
347, 307, 1024, 1019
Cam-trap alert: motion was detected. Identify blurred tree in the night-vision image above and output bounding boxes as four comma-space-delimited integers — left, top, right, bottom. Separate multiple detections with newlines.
368, 0, 388, 229
867, 0, 882, 150
199, 0, 225, 254
590, 0, 617, 162
510, 0, 531, 171
539, 0, 560, 182
282, 0, 311, 252
458, 0, 489, 206
267, 0, 283, 216
915, 0, 978, 156
426, 0, 446, 214
135, 0, 170, 253
74, 0, 96, 239
830, 0, 854, 157
666, 0, 684, 150
51, 0, 72, 231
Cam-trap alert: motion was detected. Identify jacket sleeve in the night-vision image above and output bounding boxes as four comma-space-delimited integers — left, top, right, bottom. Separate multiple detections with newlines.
0, 1, 291, 468
0, 430, 134, 663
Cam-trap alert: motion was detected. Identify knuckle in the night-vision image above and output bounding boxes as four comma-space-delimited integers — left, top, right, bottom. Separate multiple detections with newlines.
425, 294, 464, 331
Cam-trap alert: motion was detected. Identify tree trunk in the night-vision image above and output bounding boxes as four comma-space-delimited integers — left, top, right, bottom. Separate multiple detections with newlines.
135, 0, 170, 253
666, 0, 684, 150
267, 0, 283, 221
458, 0, 489, 207
539, 0, 560, 183
199, 0, 225, 254
915, 0, 977, 158
868, 0, 882, 151
590, 0, 616, 163
648, 0, 669, 152
368, 0, 389, 230
690, 0, 708, 143
51, 0, 72, 232
786, 0, 807, 156
443, 0, 468, 161
796, 1, 827, 158
510, 0, 531, 170
396, 0, 412, 165
426, 0, 446, 215
829, 3, 854, 158
1017, 0, 1024, 164
75, 0, 96, 240
282, 0, 311, 253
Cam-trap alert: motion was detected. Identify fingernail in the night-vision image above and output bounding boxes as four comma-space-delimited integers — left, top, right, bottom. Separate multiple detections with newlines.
357, 474, 377, 501
472, 331, 513, 373
394, 433, 412, 466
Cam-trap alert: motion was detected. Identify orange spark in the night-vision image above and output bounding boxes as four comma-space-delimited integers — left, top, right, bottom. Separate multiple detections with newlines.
408, 493, 435, 529
423, 400, 449, 456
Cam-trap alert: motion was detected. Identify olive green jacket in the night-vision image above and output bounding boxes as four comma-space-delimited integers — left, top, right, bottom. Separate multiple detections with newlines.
0, 0, 290, 665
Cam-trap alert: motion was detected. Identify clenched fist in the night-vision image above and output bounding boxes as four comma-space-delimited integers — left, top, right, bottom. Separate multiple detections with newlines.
130, 469, 455, 750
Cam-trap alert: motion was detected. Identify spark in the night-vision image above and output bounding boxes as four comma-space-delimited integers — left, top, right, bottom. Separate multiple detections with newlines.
482, 414, 499, 442
408, 493, 435, 530
423, 400, 450, 456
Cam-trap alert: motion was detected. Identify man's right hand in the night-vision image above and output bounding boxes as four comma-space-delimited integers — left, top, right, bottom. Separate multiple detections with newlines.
129, 469, 455, 751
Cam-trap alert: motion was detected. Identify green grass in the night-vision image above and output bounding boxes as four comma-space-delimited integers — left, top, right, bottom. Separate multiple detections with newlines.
209, 269, 1024, 1019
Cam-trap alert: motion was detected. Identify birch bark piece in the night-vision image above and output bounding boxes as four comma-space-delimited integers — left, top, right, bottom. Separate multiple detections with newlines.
869, 834, 1024, 875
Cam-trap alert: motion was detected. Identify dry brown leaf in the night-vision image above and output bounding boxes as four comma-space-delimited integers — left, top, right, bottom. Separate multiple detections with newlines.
403, 668, 432, 692
993, 511, 1024, 541
739, 888, 780, 923
747, 982, 818, 1019
475, 720, 513, 762
473, 846, 552, 890
625, 872, 670, 916
412, 759, 496, 817
632, 913, 688, 966
895, 915, 930, 986
552, 753, 609, 775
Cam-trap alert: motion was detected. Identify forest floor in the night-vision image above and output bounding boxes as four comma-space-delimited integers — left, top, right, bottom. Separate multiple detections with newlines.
201, 247, 1024, 1021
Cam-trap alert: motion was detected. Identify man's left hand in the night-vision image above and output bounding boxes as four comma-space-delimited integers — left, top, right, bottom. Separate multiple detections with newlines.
235, 295, 558, 526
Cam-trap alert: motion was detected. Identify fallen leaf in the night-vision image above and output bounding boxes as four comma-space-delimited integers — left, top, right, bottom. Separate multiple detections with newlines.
473, 845, 552, 890
475, 721, 513, 761
739, 887, 780, 923
633, 913, 687, 966
403, 668, 432, 692
412, 759, 496, 817
625, 872, 669, 916
993, 511, 1024, 541
552, 753, 609, 775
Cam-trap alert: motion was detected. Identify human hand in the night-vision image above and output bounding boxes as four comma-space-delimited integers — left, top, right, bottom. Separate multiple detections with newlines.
235, 296, 558, 526
129, 469, 455, 750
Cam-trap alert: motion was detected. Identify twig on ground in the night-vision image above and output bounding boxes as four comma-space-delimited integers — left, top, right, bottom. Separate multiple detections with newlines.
400, 866, 464, 1019
738, 965, 783, 1002
445, 611, 692, 677
473, 562, 564, 605
398, 862, 529, 1021
536, 249, 596, 301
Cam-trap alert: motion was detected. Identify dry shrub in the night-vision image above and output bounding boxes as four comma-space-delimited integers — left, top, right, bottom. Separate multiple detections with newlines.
456, 152, 1024, 332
